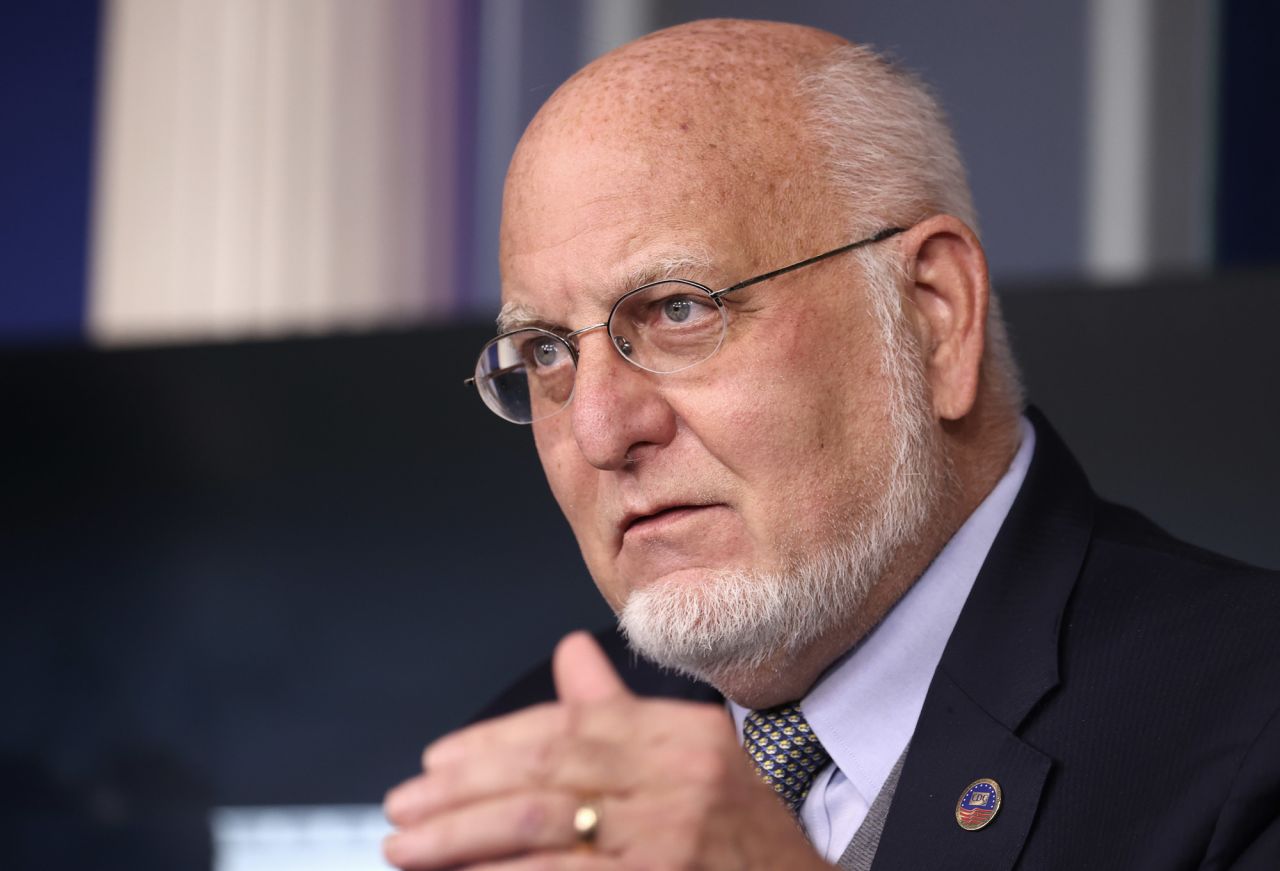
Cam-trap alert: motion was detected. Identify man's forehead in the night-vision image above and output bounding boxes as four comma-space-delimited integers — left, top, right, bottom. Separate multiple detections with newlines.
496, 20, 847, 330
499, 133, 752, 328
501, 23, 832, 233
502, 122, 748, 245
496, 244, 717, 333
498, 139, 826, 332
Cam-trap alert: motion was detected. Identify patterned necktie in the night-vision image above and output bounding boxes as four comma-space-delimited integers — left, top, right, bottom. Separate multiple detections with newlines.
743, 703, 832, 814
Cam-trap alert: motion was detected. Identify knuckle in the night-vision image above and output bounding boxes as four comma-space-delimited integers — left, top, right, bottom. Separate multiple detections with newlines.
511, 795, 550, 840
538, 702, 571, 741
556, 700, 584, 738
525, 736, 559, 782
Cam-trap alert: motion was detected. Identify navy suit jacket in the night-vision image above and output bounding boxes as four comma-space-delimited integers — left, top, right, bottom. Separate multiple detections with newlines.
483, 411, 1280, 869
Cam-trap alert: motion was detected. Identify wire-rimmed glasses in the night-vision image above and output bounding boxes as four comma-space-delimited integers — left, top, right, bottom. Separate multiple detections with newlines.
468, 227, 905, 424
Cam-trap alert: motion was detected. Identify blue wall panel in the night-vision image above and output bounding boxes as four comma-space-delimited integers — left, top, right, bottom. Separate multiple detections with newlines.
0, 1, 102, 344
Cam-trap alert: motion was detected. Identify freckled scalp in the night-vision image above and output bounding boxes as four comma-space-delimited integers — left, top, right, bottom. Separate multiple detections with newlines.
516, 19, 844, 173
504, 20, 850, 269
537, 19, 846, 137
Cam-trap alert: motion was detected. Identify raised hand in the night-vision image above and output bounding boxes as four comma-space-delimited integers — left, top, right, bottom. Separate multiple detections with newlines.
382, 631, 831, 870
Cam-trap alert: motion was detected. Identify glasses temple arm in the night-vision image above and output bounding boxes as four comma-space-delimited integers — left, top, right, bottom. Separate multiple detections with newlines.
463, 361, 528, 386
712, 227, 905, 298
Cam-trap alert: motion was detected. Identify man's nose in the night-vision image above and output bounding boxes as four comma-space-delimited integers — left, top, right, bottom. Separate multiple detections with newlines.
569, 331, 677, 470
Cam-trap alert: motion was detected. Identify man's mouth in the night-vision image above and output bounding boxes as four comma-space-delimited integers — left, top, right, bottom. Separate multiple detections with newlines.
620, 503, 722, 539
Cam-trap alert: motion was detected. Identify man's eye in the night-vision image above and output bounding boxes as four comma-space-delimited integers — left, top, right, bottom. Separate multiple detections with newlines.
663, 297, 694, 323
657, 295, 716, 325
531, 339, 562, 367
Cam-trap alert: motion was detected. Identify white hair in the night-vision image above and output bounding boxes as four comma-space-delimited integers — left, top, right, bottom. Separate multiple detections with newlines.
802, 44, 1024, 412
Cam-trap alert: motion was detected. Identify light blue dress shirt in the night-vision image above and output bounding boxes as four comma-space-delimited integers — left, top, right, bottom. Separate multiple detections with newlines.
730, 417, 1035, 861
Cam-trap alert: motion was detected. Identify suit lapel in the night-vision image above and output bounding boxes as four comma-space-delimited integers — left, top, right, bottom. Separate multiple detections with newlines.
871, 410, 1095, 870
870, 671, 1053, 869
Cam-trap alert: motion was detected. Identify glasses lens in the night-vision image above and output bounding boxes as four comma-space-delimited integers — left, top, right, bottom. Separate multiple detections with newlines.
609, 280, 726, 374
474, 329, 575, 424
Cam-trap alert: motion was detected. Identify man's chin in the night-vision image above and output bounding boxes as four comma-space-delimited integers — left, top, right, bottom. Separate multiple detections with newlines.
617, 564, 842, 685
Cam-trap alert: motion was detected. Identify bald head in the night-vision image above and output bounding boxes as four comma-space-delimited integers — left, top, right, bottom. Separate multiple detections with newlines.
520, 19, 843, 148
502, 21, 854, 276
502, 17, 984, 276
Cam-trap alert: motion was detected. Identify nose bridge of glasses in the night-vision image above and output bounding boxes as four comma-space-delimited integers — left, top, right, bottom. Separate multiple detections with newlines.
565, 320, 636, 366
565, 321, 608, 344
567, 315, 651, 372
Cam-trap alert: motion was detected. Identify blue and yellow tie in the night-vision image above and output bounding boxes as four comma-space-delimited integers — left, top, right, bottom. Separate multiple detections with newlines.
743, 704, 832, 814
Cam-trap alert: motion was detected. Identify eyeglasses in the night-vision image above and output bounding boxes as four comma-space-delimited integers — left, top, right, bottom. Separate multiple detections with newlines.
467, 226, 905, 424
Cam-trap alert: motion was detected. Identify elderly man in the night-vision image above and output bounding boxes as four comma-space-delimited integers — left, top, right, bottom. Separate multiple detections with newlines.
384, 19, 1280, 870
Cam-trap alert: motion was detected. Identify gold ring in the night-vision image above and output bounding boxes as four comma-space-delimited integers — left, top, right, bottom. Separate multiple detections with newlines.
572, 800, 601, 846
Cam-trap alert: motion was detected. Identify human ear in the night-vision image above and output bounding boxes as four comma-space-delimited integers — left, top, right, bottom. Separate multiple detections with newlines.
900, 215, 990, 422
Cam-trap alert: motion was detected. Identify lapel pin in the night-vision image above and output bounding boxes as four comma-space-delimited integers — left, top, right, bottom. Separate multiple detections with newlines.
955, 778, 1002, 831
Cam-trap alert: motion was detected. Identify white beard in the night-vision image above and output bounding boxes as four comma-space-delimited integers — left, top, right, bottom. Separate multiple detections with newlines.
618, 258, 949, 686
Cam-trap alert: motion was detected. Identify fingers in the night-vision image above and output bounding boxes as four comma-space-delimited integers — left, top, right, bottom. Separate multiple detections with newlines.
409, 695, 731, 806
421, 632, 672, 775
461, 856, 612, 871
423, 703, 568, 769
421, 700, 638, 777
384, 632, 752, 869
383, 790, 590, 870
386, 735, 631, 827
553, 631, 630, 703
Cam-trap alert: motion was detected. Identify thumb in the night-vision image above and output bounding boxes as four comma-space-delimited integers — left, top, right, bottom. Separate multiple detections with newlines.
553, 631, 632, 703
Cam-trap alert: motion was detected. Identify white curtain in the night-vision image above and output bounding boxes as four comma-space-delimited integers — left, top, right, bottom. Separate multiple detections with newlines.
89, 0, 461, 345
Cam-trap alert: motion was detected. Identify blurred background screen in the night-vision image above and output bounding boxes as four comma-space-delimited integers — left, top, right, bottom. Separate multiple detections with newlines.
3, 1, 1277, 869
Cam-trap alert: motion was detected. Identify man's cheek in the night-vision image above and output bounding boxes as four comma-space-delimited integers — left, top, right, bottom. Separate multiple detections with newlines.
535, 434, 583, 510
